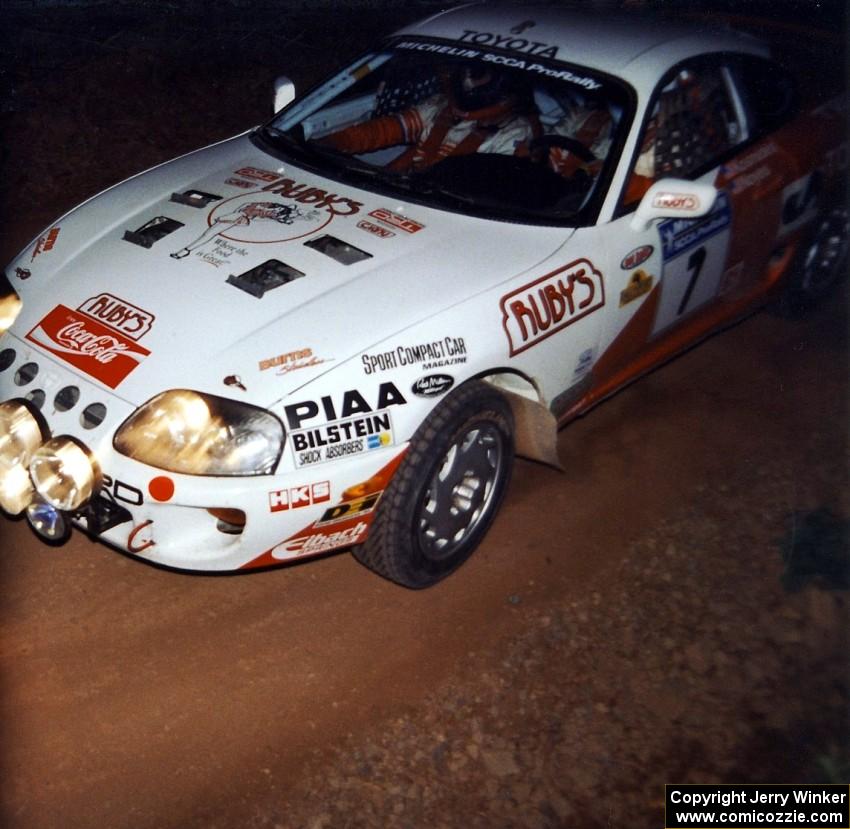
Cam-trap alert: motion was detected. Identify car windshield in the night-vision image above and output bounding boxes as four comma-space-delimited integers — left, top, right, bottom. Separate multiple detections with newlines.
256, 39, 632, 225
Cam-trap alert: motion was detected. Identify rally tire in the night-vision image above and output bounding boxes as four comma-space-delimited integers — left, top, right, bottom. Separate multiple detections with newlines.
775, 204, 849, 318
354, 381, 514, 589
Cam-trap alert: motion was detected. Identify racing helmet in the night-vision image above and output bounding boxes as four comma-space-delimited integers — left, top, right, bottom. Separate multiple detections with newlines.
449, 64, 519, 121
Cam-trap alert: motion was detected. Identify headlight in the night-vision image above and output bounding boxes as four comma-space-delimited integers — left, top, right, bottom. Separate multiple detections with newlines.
0, 272, 22, 335
113, 390, 284, 476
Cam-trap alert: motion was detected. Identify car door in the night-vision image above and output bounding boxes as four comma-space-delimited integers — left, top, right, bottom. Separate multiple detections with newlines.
592, 56, 773, 388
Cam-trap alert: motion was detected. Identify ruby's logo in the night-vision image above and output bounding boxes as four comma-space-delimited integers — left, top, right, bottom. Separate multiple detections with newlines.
500, 259, 605, 356
26, 294, 154, 388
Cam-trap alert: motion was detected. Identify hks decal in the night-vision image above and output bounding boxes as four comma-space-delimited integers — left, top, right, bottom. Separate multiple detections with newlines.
269, 481, 330, 512
500, 259, 605, 356
361, 337, 467, 375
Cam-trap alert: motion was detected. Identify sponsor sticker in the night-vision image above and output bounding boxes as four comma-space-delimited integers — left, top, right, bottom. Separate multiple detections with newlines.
271, 520, 370, 559
659, 192, 731, 261
290, 411, 394, 469
361, 337, 467, 375
269, 481, 331, 512
315, 492, 382, 527
26, 295, 154, 388
500, 259, 605, 356
283, 382, 406, 430
225, 177, 256, 190
620, 245, 654, 270
411, 374, 454, 398
369, 208, 423, 234
14, 267, 31, 280
234, 166, 280, 183
619, 270, 654, 307
357, 219, 395, 239
259, 348, 330, 375
30, 227, 60, 262
652, 192, 700, 211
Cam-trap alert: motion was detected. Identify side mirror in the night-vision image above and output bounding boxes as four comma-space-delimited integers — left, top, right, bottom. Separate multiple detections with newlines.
273, 76, 296, 113
630, 179, 718, 232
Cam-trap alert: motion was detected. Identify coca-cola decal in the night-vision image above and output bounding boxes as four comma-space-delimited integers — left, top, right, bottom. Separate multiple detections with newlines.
26, 294, 155, 388
500, 259, 604, 357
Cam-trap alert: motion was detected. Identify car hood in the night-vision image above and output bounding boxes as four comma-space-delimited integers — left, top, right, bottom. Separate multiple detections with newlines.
10, 134, 573, 407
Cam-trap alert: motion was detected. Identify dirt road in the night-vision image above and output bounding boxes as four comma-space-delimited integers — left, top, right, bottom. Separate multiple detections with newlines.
1, 5, 847, 828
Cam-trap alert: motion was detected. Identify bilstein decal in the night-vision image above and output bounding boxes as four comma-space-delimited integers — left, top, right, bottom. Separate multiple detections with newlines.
500, 259, 604, 356
26, 294, 155, 388
290, 411, 394, 469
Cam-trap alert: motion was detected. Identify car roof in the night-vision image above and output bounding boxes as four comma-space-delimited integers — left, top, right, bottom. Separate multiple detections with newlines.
396, 3, 769, 96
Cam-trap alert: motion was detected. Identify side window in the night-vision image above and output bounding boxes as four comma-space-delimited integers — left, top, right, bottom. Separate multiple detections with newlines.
623, 60, 745, 207
730, 56, 796, 136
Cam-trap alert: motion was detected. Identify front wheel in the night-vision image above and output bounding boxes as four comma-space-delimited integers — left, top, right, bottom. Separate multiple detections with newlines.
354, 381, 514, 588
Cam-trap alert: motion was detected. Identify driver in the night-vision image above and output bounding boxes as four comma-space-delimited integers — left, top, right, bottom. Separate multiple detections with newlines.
320, 64, 538, 173
543, 96, 613, 179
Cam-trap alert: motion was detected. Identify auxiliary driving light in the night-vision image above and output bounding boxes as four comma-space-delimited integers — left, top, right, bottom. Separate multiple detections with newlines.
0, 462, 35, 515
26, 499, 70, 542
0, 399, 45, 470
29, 436, 99, 511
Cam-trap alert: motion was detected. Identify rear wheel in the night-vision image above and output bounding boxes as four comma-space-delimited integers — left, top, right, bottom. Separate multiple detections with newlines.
354, 381, 513, 588
776, 204, 849, 317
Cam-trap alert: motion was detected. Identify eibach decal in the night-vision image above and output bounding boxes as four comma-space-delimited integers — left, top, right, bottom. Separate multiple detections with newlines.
369, 208, 423, 234
271, 518, 370, 560
30, 227, 60, 261
26, 293, 155, 389
500, 259, 605, 357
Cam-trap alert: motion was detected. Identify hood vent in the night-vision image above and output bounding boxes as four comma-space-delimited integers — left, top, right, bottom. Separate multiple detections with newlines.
226, 259, 304, 298
304, 235, 372, 266
169, 190, 222, 208
123, 216, 184, 249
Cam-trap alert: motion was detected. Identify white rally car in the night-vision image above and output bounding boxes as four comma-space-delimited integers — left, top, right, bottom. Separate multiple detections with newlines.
0, 6, 846, 587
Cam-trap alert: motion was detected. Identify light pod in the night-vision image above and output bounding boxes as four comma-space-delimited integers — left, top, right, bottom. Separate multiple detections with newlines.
0, 400, 46, 514
29, 436, 100, 511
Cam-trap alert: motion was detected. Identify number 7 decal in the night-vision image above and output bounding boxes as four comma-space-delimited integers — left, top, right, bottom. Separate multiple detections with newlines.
652, 191, 732, 337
